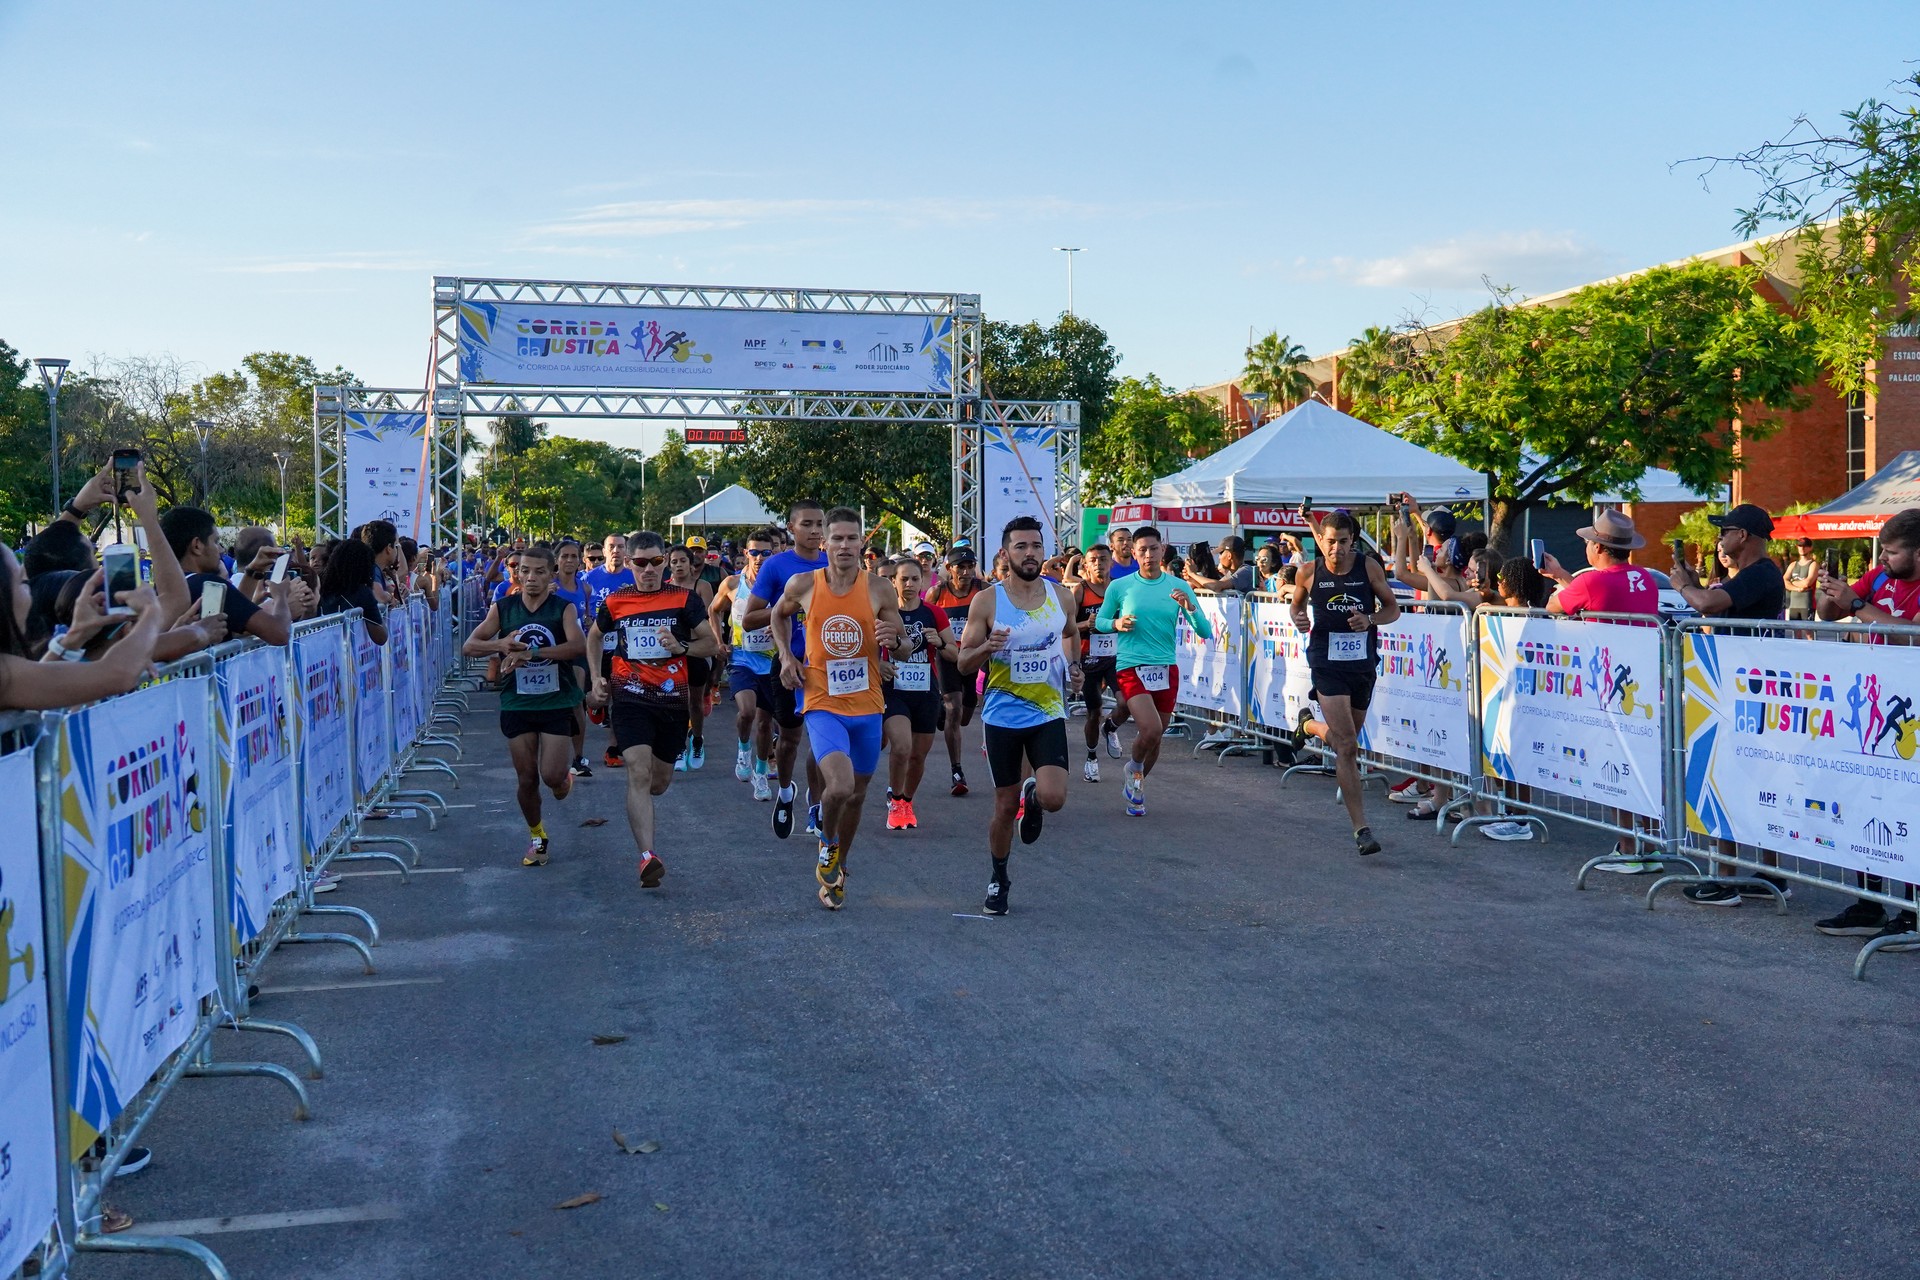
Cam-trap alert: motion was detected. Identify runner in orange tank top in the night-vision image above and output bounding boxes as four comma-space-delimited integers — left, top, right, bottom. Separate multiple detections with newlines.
772, 506, 913, 910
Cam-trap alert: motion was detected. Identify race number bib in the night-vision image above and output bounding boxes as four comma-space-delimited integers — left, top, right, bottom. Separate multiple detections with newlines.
623, 620, 669, 659
1088, 632, 1116, 658
742, 626, 774, 651
1328, 631, 1369, 661
894, 661, 931, 692
1009, 650, 1053, 684
1136, 664, 1170, 692
515, 663, 558, 695
826, 657, 869, 697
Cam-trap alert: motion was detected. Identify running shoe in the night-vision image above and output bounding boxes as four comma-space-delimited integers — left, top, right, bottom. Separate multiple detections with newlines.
689, 741, 705, 770
773, 789, 795, 839
886, 797, 909, 831
312, 871, 341, 894
1290, 707, 1313, 752
1869, 911, 1919, 950
752, 771, 773, 802
1102, 722, 1123, 759
951, 767, 968, 797
571, 757, 593, 779
603, 745, 625, 769
983, 877, 1009, 916
587, 703, 607, 726
674, 750, 689, 773
805, 803, 823, 837
903, 798, 919, 829
735, 747, 752, 782
1019, 777, 1044, 845
1480, 821, 1535, 842
638, 851, 665, 888
110, 1145, 152, 1178
818, 879, 845, 910
1083, 757, 1100, 783
1123, 769, 1145, 818
1354, 827, 1382, 857
1683, 881, 1741, 906
816, 842, 845, 890
1815, 901, 1890, 936
1387, 779, 1422, 804
524, 837, 550, 867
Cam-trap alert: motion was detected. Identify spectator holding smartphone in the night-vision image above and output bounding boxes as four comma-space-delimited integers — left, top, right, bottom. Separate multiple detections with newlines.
0, 546, 163, 708
1542, 511, 1658, 617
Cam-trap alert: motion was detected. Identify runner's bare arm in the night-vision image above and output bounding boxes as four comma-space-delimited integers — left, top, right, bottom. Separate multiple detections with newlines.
584, 622, 609, 706
1365, 558, 1402, 627
956, 591, 1001, 676
771, 574, 813, 689
1055, 583, 1084, 696
544, 601, 586, 663
462, 603, 522, 657
1092, 579, 1123, 633
683, 617, 722, 659
872, 577, 907, 652
742, 585, 776, 632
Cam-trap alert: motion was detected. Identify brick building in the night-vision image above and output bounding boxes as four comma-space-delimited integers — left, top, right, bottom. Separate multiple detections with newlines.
1195, 229, 1920, 555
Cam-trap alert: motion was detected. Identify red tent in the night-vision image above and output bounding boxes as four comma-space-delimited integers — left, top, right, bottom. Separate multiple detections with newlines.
1772, 450, 1920, 540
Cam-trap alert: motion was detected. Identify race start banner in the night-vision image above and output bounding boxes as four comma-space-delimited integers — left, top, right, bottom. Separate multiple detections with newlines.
1477, 613, 1665, 819
457, 302, 955, 394
1358, 610, 1474, 777
0, 745, 57, 1278
296, 629, 353, 855
352, 626, 391, 800
981, 424, 1058, 556
1682, 631, 1920, 877
58, 679, 217, 1151
217, 646, 298, 946
344, 411, 429, 537
1247, 599, 1314, 733
1175, 595, 1242, 718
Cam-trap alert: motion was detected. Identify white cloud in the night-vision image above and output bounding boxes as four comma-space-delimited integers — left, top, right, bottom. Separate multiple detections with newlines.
1312, 231, 1622, 293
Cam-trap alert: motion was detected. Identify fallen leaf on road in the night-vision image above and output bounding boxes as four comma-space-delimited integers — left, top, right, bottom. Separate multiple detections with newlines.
613, 1130, 662, 1155
654, 1203, 670, 1213
580, 817, 608, 827
555, 1192, 602, 1210
590, 1033, 628, 1046
637, 1140, 661, 1154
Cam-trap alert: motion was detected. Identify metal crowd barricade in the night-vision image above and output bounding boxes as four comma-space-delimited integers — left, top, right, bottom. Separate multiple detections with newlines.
1451, 606, 1698, 883
1647, 614, 1920, 978
1339, 599, 1481, 826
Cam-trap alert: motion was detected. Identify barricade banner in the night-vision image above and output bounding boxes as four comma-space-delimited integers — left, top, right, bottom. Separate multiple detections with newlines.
1176, 595, 1244, 718
390, 604, 420, 752
296, 628, 352, 854
217, 647, 299, 945
353, 625, 392, 798
1246, 598, 1314, 732
1681, 630, 1920, 876
58, 679, 217, 1148
1477, 613, 1664, 819
1358, 610, 1473, 776
0, 744, 57, 1278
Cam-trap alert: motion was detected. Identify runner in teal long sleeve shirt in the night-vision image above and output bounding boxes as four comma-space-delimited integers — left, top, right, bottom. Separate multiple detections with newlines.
1088, 528, 1210, 816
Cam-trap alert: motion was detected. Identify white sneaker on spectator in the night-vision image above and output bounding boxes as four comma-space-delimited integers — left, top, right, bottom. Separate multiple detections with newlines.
1480, 821, 1534, 842
312, 871, 342, 894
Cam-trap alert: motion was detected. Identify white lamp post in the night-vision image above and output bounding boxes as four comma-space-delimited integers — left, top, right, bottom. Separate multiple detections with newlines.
34, 358, 69, 514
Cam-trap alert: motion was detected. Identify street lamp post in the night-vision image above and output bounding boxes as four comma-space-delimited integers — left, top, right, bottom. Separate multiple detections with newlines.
272, 450, 292, 540
1052, 248, 1083, 316
191, 418, 213, 509
1243, 391, 1269, 431
34, 358, 69, 515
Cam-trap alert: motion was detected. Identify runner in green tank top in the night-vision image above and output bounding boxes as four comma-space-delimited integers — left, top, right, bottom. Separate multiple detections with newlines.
461, 545, 587, 867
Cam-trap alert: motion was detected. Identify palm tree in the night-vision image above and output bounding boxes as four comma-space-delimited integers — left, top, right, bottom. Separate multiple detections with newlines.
1241, 331, 1315, 411
1338, 325, 1406, 415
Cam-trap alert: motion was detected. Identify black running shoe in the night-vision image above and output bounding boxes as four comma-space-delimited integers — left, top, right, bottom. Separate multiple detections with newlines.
1815, 900, 1889, 936
772, 790, 795, 840
570, 757, 593, 778
951, 767, 968, 797
1291, 707, 1313, 752
1354, 827, 1381, 857
983, 877, 1009, 916
1018, 777, 1044, 845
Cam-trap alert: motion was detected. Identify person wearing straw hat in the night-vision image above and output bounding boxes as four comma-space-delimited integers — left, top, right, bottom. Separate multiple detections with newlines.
1542, 509, 1658, 617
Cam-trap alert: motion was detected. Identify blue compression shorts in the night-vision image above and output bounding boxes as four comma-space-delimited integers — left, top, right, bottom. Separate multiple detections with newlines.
804, 710, 883, 775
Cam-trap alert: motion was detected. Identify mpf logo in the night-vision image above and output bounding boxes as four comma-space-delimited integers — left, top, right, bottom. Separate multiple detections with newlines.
743, 338, 766, 349
1758, 791, 1778, 807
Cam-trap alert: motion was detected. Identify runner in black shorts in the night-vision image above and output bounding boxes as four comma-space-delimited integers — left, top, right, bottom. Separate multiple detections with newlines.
1290, 510, 1399, 856
668, 544, 716, 771
881, 558, 956, 831
588, 531, 720, 889
1071, 542, 1122, 781
461, 544, 586, 866
927, 548, 987, 796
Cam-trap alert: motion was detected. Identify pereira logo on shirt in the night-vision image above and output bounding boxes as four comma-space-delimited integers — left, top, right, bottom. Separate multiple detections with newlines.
821, 615, 864, 658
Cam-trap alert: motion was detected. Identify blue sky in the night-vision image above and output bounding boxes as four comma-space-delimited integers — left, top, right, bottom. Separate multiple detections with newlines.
2, 1, 1914, 450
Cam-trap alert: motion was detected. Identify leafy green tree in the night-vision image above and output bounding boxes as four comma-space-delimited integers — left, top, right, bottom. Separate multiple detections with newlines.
1241, 331, 1315, 410
1080, 376, 1230, 504
1696, 71, 1920, 391
1348, 262, 1817, 553
0, 341, 53, 538
1337, 325, 1406, 410
477, 436, 652, 538
982, 314, 1120, 428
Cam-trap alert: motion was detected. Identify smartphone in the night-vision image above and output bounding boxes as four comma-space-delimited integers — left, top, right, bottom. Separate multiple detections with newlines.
270, 551, 291, 584
1669, 538, 1685, 564
1529, 539, 1546, 571
1825, 550, 1839, 577
102, 545, 139, 615
1298, 496, 1314, 523
200, 579, 227, 620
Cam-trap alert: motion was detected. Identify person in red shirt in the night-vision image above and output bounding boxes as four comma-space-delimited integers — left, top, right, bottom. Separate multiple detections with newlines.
1542, 510, 1658, 617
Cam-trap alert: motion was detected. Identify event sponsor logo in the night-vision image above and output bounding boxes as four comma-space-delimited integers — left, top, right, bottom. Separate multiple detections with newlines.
1380, 631, 1463, 689
630, 321, 713, 365
106, 722, 204, 889
1767, 822, 1788, 837
514, 316, 625, 358
1814, 835, 1837, 849
743, 339, 767, 349
869, 342, 899, 361
820, 615, 863, 659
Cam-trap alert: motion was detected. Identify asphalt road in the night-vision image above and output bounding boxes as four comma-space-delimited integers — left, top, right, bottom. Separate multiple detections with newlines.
101, 694, 1920, 1279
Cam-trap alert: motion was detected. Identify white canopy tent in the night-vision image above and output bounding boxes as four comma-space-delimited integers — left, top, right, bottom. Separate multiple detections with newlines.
668, 483, 780, 531
1150, 399, 1486, 510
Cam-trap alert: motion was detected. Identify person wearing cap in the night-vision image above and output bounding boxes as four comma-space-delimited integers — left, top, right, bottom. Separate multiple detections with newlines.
1186, 534, 1256, 595
1671, 503, 1785, 620
1542, 510, 1658, 617
913, 541, 937, 574
1785, 537, 1819, 621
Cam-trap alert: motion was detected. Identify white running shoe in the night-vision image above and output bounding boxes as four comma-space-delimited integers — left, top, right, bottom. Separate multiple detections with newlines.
1480, 821, 1535, 842
1083, 758, 1100, 783
1123, 769, 1145, 817
1103, 725, 1123, 759
735, 748, 752, 782
752, 771, 773, 802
